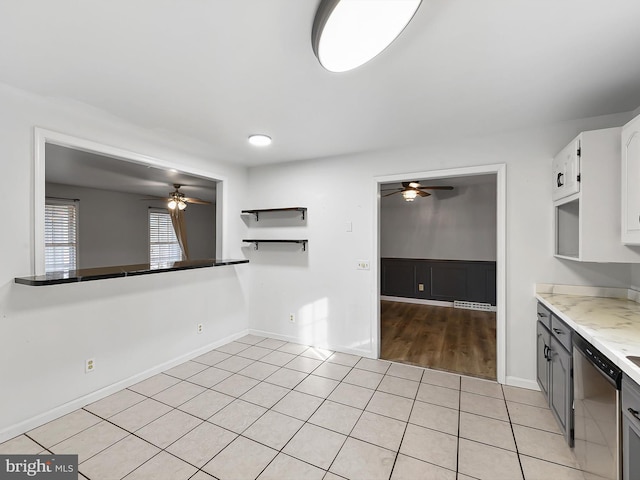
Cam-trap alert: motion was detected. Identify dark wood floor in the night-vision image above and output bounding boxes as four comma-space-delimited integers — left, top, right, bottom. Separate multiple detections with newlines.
380, 300, 497, 380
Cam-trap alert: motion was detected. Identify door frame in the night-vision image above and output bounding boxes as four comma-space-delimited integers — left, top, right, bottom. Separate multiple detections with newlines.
372, 163, 506, 384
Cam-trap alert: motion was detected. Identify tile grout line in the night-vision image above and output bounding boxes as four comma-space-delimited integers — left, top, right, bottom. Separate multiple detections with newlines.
323, 360, 391, 476
502, 384, 526, 480
385, 366, 425, 480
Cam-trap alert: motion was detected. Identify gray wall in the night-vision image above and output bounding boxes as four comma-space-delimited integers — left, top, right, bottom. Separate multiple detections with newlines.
380, 180, 497, 261
46, 183, 216, 268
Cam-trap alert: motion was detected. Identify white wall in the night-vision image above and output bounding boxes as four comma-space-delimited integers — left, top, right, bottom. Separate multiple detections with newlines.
0, 83, 249, 440
380, 180, 497, 261
45, 183, 216, 268
245, 111, 635, 387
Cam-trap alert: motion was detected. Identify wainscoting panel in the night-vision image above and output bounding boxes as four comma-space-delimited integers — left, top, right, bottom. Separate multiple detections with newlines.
381, 258, 497, 305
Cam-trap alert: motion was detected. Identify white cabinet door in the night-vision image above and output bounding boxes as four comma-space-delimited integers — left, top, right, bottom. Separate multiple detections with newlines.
552, 137, 581, 202
622, 115, 640, 244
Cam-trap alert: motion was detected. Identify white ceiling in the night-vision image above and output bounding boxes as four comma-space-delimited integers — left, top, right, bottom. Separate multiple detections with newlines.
45, 144, 217, 201
2, 1, 640, 167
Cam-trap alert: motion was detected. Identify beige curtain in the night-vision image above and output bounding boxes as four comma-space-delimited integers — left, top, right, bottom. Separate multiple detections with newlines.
169, 208, 190, 260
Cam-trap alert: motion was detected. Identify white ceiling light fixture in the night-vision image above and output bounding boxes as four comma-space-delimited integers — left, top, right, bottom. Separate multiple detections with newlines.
312, 0, 422, 73
402, 189, 418, 201
248, 134, 272, 147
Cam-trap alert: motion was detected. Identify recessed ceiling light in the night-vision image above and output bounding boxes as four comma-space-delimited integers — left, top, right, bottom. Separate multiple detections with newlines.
312, 0, 422, 73
169, 169, 178, 173
248, 134, 272, 147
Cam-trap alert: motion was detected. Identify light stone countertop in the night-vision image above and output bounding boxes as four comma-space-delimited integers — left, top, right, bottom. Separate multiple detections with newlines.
536, 287, 640, 386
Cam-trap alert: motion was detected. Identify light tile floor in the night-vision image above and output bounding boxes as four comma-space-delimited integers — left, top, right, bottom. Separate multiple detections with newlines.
1, 334, 588, 480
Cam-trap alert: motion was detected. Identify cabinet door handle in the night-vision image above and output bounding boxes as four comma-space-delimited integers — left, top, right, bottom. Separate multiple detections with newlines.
553, 328, 564, 335
557, 172, 564, 187
537, 312, 547, 318
543, 345, 548, 359
628, 408, 640, 422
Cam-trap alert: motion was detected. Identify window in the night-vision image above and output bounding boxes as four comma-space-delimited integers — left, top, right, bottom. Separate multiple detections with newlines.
45, 199, 78, 272
149, 209, 182, 267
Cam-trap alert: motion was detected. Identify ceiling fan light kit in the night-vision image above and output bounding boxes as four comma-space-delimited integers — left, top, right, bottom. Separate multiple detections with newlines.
402, 189, 418, 201
312, 0, 422, 73
382, 181, 454, 201
156, 184, 212, 210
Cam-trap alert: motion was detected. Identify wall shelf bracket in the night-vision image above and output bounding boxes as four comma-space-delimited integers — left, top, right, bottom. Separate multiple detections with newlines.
243, 239, 308, 252
241, 207, 307, 221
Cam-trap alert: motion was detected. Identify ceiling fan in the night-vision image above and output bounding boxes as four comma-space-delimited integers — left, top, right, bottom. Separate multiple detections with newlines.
142, 184, 212, 210
381, 182, 454, 201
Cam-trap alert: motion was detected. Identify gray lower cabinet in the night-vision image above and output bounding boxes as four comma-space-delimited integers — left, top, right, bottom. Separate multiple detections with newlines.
550, 335, 572, 438
622, 374, 640, 480
536, 302, 573, 445
536, 321, 551, 398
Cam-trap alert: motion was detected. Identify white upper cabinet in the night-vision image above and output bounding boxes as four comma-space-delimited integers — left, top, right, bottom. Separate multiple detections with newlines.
622, 114, 640, 245
554, 127, 640, 262
552, 137, 580, 202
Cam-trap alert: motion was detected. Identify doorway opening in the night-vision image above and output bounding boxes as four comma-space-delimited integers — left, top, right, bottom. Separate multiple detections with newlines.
375, 165, 505, 383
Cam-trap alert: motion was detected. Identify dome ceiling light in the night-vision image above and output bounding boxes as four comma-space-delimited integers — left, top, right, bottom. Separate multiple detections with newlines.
248, 134, 272, 147
312, 0, 422, 73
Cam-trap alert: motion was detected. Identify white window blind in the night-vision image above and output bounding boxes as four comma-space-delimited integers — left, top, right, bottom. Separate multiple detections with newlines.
45, 200, 78, 272
149, 209, 182, 267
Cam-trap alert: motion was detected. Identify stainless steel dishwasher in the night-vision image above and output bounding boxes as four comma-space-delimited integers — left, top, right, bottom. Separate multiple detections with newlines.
573, 334, 622, 480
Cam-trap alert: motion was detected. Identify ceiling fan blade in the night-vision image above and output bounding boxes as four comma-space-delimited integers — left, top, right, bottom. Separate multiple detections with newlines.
382, 191, 402, 197
419, 186, 454, 190
184, 197, 212, 205
417, 190, 431, 197
380, 188, 402, 193
139, 196, 168, 201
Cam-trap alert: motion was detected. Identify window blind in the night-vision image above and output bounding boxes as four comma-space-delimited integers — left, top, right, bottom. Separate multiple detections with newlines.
149, 209, 182, 267
45, 201, 78, 272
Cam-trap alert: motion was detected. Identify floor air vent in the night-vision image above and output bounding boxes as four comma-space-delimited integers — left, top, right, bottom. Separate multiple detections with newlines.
453, 300, 495, 312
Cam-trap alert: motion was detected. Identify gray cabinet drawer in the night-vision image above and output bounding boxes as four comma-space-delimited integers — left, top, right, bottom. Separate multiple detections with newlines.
551, 315, 573, 351
537, 303, 552, 329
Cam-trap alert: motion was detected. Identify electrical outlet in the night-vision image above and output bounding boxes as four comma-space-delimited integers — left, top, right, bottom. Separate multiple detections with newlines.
357, 260, 370, 270
289, 313, 295, 323
418, 283, 425, 292
197, 323, 203, 334
85, 358, 95, 373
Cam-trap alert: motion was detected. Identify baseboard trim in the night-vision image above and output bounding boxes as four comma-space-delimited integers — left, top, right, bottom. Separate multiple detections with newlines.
380, 296, 454, 308
0, 329, 249, 444
247, 329, 374, 358
505, 376, 540, 391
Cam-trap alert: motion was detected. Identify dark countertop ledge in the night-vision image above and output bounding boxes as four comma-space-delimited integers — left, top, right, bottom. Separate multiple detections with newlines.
14, 259, 249, 286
